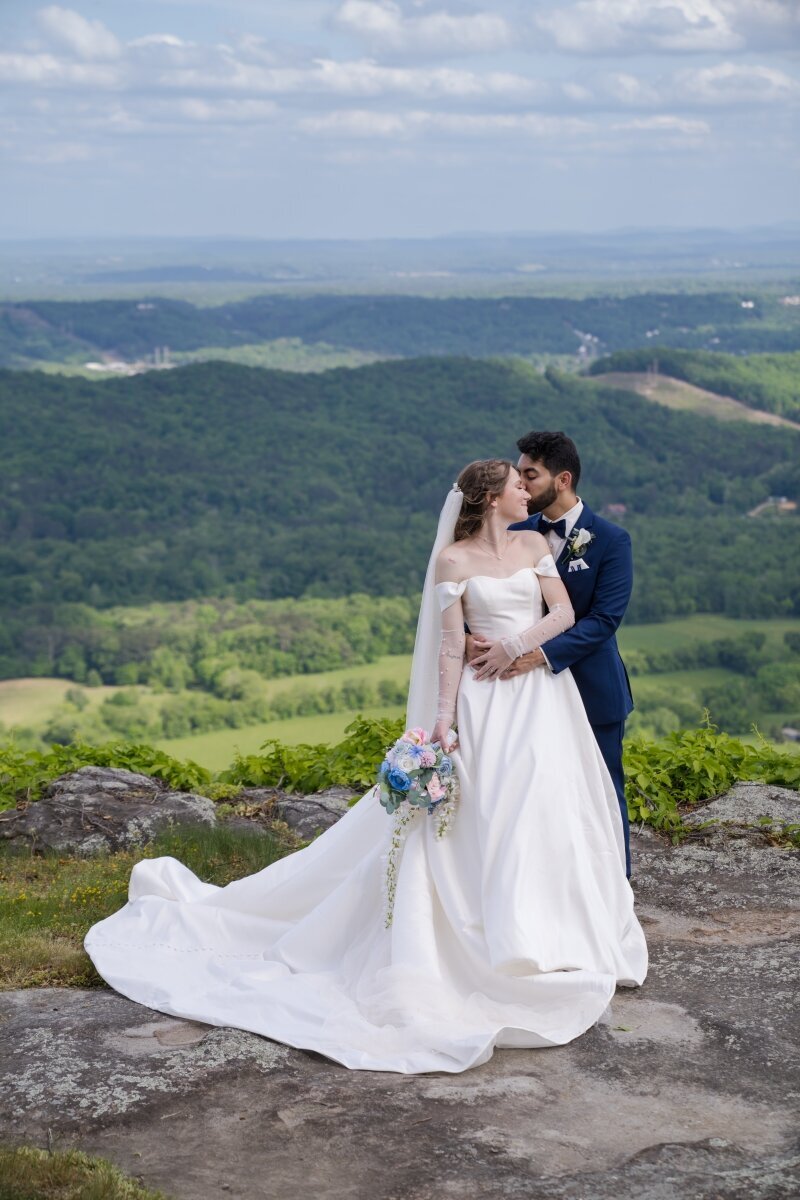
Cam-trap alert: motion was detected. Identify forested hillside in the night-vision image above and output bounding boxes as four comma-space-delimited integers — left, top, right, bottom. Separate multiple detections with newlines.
591, 348, 800, 421
1, 357, 797, 682
2, 290, 799, 367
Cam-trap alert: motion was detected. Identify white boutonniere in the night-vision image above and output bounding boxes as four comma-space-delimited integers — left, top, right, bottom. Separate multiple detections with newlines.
566, 527, 595, 560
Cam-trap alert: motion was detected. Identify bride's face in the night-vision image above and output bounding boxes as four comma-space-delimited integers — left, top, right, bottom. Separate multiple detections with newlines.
493, 469, 530, 523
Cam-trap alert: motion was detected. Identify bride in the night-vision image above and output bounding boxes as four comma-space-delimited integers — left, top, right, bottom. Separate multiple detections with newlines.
84, 458, 648, 1075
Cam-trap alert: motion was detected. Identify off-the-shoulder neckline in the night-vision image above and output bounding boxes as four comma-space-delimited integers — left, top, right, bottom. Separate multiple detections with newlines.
435, 561, 553, 587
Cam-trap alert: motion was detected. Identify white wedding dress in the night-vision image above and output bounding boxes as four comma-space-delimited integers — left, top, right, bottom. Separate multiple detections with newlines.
85, 560, 648, 1075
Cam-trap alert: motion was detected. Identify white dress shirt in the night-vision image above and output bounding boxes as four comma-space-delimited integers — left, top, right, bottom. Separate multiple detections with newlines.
540, 497, 584, 563
538, 497, 583, 670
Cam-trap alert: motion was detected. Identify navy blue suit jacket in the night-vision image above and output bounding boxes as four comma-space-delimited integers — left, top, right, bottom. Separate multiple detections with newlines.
509, 504, 634, 726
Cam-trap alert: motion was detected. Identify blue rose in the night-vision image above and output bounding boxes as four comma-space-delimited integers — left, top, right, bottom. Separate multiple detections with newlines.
387, 766, 412, 793
379, 759, 390, 779
438, 756, 453, 777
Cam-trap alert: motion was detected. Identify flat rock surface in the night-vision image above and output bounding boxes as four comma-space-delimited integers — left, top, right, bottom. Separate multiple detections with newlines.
1, 786, 799, 1199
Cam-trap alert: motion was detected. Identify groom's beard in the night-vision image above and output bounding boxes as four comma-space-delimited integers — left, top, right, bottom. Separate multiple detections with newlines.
526, 481, 558, 515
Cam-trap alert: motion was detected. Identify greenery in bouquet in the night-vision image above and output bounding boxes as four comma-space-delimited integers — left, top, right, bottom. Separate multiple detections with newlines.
377, 726, 460, 928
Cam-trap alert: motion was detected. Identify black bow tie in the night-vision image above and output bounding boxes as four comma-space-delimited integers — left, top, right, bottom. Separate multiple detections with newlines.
538, 517, 567, 539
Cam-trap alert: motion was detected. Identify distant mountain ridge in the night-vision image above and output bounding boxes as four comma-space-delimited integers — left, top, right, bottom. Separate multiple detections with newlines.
2, 290, 799, 368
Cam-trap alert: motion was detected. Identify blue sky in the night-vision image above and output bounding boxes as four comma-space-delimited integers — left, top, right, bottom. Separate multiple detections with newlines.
1, 0, 798, 238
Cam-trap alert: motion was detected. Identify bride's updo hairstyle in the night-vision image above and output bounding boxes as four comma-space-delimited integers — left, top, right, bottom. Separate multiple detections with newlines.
454, 458, 514, 542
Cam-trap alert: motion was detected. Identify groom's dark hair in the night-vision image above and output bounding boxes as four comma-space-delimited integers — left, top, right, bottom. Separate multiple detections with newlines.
516, 431, 581, 490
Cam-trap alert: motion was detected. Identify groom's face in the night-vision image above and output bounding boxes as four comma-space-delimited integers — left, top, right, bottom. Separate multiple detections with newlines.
517, 454, 559, 514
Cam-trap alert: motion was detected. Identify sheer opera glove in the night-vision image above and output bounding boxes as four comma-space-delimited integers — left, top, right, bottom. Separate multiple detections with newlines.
433, 625, 465, 737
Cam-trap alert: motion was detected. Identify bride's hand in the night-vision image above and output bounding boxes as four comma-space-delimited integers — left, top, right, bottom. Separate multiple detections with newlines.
432, 722, 458, 752
471, 640, 515, 681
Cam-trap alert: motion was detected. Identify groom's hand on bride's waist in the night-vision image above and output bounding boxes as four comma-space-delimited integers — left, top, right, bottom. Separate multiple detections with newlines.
500, 648, 546, 678
465, 634, 491, 663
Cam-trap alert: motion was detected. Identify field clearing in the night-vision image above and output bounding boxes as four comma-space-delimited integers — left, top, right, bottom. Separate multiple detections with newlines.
0, 656, 411, 731
631, 667, 734, 694
593, 372, 800, 429
171, 339, 387, 372
3, 619, 797, 768
618, 615, 800, 653
0, 677, 133, 727
157, 705, 406, 771
259, 654, 410, 697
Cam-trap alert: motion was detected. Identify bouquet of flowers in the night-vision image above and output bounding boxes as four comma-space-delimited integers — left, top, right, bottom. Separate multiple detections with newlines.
376, 726, 460, 927
378, 726, 458, 816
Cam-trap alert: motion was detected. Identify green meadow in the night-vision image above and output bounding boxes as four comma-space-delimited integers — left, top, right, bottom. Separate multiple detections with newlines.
156, 705, 406, 771
619, 615, 800, 653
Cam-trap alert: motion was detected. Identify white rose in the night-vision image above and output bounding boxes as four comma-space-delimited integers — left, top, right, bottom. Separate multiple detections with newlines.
397, 753, 416, 772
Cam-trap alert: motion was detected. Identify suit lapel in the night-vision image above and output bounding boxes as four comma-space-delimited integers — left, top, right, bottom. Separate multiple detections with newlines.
557, 503, 597, 577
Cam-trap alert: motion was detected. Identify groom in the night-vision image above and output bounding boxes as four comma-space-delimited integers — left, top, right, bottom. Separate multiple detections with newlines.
472, 430, 635, 878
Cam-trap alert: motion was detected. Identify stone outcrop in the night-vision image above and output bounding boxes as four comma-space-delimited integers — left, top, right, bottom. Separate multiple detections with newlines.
0, 766, 217, 855
0, 782, 798, 1198
227, 784, 357, 840
681, 780, 799, 847
0, 768, 359, 855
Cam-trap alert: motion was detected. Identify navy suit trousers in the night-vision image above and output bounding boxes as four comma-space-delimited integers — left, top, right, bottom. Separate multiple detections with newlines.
591, 720, 631, 878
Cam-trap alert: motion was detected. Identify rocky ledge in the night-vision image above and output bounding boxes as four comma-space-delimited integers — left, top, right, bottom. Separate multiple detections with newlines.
0, 774, 798, 1199
0, 765, 357, 854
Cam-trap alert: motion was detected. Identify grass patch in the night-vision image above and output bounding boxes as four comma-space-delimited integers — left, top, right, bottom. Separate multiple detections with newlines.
171, 338, 387, 372
0, 824, 299, 990
157, 703, 406, 770
618, 615, 800, 654
590, 371, 799, 428
0, 1144, 170, 1200
0, 678, 136, 729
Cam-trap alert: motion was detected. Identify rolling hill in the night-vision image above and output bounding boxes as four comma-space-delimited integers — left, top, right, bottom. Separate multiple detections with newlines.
0, 357, 797, 645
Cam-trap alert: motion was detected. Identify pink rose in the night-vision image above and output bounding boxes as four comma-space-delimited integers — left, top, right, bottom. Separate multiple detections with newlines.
427, 773, 446, 802
404, 727, 429, 746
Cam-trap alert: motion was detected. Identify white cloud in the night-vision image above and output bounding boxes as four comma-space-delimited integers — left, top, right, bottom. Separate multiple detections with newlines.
128, 34, 190, 50
307, 58, 545, 99
597, 60, 799, 108
174, 97, 278, 123
299, 107, 590, 139
677, 61, 799, 105
2, 1, 796, 180
612, 114, 711, 135
37, 6, 121, 60
333, 0, 513, 56
0, 52, 119, 87
535, 0, 800, 56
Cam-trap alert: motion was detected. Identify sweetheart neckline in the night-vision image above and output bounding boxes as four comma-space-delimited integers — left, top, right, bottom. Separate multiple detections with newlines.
465, 565, 536, 584
436, 564, 546, 587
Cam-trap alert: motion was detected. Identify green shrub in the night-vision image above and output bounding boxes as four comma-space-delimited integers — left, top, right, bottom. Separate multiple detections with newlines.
219, 715, 406, 794
624, 718, 800, 835
2, 720, 797, 838
0, 740, 211, 811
